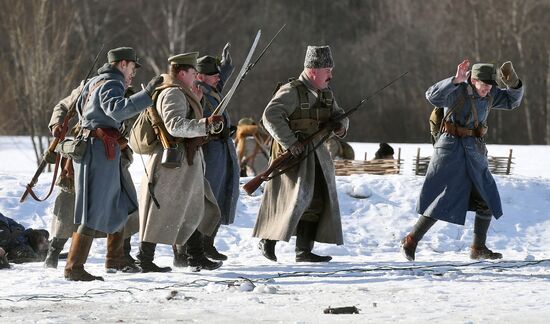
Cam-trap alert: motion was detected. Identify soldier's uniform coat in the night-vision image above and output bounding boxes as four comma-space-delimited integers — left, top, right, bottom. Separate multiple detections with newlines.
417, 77, 524, 225
200, 60, 240, 226
48, 81, 139, 238
139, 74, 220, 245
252, 72, 348, 244
73, 64, 152, 234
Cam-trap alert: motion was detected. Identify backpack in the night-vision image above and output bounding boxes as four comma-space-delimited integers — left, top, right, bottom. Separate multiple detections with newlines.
128, 84, 178, 155
128, 109, 159, 154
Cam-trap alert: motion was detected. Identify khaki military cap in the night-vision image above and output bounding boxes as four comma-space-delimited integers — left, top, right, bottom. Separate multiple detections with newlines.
168, 52, 199, 68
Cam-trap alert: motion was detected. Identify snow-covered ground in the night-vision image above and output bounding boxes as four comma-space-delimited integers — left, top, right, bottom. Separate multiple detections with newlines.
1, 136, 550, 323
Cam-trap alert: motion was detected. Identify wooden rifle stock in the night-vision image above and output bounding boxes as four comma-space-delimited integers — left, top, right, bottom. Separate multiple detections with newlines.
242, 151, 292, 195
20, 109, 76, 203
147, 107, 173, 149
20, 44, 104, 203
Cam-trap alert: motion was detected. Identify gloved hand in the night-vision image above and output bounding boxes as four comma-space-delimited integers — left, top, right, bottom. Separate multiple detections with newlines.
51, 123, 68, 139
207, 115, 224, 133
499, 61, 520, 88
144, 75, 164, 97
288, 140, 305, 157
221, 42, 231, 66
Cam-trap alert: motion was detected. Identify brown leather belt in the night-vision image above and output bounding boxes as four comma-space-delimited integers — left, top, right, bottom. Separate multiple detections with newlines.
442, 121, 487, 138
82, 128, 127, 160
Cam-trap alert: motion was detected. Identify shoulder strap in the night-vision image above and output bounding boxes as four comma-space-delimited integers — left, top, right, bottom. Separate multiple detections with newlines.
438, 84, 467, 133
81, 80, 108, 115
288, 79, 310, 118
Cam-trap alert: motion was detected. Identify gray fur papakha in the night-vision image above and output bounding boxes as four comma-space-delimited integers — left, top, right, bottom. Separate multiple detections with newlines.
304, 45, 334, 69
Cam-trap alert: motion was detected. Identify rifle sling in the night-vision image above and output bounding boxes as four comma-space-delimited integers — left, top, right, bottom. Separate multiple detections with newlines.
26, 153, 62, 202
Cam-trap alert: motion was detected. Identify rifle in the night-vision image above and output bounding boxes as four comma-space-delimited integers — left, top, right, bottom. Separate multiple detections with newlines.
20, 45, 104, 203
243, 72, 408, 195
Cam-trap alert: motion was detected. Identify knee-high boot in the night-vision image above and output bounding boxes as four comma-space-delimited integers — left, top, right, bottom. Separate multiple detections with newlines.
470, 213, 502, 260
186, 230, 222, 271
137, 242, 171, 273
295, 221, 332, 262
64, 232, 103, 281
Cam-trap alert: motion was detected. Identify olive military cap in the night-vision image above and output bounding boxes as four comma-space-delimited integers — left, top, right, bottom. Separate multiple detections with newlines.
168, 52, 199, 68
471, 63, 497, 86
196, 56, 221, 75
108, 47, 141, 68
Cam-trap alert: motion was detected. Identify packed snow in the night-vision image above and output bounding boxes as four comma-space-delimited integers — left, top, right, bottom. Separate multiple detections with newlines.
1, 136, 550, 323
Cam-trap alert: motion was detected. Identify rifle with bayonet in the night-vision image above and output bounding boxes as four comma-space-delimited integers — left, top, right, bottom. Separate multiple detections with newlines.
242, 72, 408, 195
184, 25, 286, 165
20, 45, 104, 203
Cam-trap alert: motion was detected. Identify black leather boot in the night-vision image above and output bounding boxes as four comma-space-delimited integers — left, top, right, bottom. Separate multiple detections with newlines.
186, 230, 222, 272
137, 242, 171, 273
203, 235, 227, 261
44, 237, 68, 269
172, 244, 189, 267
258, 239, 277, 262
123, 237, 137, 265
295, 221, 332, 262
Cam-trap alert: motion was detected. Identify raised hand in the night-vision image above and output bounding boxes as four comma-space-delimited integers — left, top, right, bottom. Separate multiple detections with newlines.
221, 42, 231, 65
454, 59, 470, 84
500, 61, 520, 88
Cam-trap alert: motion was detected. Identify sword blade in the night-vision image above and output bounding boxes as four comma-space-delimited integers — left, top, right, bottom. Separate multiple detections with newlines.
213, 29, 261, 116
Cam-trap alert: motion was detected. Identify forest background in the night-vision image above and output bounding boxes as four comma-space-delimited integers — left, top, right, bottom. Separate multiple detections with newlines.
0, 0, 549, 163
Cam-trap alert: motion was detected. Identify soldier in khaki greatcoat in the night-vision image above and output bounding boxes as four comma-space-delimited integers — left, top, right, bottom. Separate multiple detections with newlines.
137, 53, 222, 272
253, 45, 349, 263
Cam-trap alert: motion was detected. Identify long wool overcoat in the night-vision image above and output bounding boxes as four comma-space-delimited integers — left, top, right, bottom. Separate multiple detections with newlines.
201, 60, 239, 225
417, 76, 524, 225
139, 74, 220, 245
48, 83, 138, 238
252, 72, 348, 244
73, 64, 152, 234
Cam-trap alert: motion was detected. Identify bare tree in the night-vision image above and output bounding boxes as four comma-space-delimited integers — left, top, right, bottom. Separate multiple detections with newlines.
136, 0, 235, 74
0, 0, 81, 165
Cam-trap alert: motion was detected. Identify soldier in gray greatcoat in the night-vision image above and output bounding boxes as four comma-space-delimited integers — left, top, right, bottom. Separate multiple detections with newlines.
253, 45, 349, 263
401, 59, 524, 261
172, 43, 239, 265
64, 47, 163, 281
44, 84, 140, 273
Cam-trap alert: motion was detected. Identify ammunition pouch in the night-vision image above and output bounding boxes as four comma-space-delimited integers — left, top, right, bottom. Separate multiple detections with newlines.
289, 118, 320, 134
55, 138, 88, 162
443, 121, 488, 138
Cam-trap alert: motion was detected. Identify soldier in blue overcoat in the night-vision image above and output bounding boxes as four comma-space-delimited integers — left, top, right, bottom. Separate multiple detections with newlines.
401, 59, 524, 261
65, 47, 163, 281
